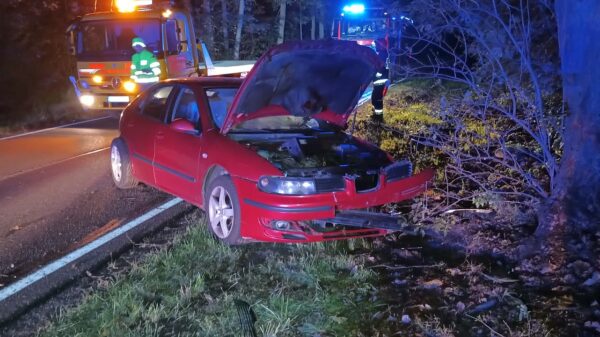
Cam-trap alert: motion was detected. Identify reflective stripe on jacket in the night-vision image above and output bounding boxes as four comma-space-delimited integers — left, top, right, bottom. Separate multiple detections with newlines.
131, 50, 161, 83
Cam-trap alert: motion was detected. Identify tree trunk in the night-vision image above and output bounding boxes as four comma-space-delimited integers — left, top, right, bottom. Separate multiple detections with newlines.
534, 0, 600, 269
201, 0, 214, 50
277, 0, 287, 44
319, 21, 324, 39
310, 12, 317, 40
298, 1, 303, 40
233, 0, 245, 60
221, 0, 229, 55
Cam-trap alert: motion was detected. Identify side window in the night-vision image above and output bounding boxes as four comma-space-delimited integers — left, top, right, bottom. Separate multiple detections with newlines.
141, 86, 174, 121
205, 88, 238, 129
172, 87, 200, 128
165, 20, 179, 55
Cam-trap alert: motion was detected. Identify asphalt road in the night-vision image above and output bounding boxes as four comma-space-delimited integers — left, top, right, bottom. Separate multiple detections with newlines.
0, 116, 169, 287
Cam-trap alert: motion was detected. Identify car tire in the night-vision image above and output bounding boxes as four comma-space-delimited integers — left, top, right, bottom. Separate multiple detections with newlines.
110, 138, 138, 189
204, 175, 243, 245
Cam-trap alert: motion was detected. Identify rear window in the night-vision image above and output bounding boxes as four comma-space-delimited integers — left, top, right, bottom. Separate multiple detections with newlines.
205, 88, 238, 129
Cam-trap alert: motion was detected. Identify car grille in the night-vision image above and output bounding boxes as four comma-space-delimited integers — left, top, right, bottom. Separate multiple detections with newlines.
355, 174, 379, 192
384, 160, 413, 182
314, 177, 345, 192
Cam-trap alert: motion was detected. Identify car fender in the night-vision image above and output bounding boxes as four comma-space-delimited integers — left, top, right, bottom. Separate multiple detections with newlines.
200, 130, 283, 183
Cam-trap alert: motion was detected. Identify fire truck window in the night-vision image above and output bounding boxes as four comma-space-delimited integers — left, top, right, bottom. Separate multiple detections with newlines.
142, 86, 174, 122
165, 20, 179, 55
175, 20, 188, 52
76, 20, 162, 61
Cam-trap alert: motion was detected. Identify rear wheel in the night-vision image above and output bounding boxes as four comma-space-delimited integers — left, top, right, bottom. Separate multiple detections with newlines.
110, 138, 138, 189
204, 175, 242, 245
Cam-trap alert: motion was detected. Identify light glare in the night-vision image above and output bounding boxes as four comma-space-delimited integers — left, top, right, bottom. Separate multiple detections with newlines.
342, 4, 365, 14
123, 80, 137, 93
80, 95, 95, 107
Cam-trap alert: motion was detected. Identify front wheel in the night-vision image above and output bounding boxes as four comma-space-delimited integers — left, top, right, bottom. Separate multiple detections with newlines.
110, 138, 138, 189
204, 175, 243, 245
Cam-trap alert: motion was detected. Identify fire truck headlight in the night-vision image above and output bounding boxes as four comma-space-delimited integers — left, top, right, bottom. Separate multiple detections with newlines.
162, 9, 172, 18
123, 81, 137, 93
80, 95, 95, 107
92, 75, 103, 84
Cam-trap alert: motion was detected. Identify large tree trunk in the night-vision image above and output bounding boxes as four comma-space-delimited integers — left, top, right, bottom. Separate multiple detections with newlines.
277, 0, 287, 44
233, 0, 244, 60
221, 0, 229, 55
534, 0, 600, 270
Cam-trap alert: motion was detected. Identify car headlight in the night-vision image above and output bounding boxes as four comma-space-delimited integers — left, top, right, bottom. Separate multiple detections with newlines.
258, 176, 316, 195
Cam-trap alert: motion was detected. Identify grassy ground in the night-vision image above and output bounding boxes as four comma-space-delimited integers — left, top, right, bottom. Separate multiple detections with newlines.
39, 211, 389, 337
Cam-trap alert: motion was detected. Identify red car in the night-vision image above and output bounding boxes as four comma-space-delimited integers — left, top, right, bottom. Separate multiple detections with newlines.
111, 40, 433, 244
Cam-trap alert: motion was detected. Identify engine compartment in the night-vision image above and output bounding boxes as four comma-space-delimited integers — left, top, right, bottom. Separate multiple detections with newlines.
229, 130, 392, 177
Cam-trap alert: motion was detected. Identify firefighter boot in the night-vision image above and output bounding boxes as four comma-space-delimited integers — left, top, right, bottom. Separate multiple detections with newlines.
371, 107, 384, 123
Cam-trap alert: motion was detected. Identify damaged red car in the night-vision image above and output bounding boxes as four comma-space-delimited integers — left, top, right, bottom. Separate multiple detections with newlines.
110, 40, 434, 244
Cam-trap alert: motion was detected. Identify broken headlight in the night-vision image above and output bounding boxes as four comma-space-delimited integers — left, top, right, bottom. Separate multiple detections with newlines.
258, 176, 316, 195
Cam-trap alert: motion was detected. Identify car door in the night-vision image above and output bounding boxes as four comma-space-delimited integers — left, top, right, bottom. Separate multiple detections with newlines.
154, 85, 205, 204
124, 85, 175, 186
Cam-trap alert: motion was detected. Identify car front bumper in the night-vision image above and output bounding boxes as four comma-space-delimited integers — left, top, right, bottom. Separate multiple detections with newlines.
232, 169, 434, 243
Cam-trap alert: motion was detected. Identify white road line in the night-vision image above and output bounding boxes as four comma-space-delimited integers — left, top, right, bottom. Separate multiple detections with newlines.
0, 197, 183, 302
0, 147, 111, 183
0, 116, 114, 141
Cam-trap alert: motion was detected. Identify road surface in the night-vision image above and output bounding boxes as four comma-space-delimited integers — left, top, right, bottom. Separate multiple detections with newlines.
0, 116, 169, 287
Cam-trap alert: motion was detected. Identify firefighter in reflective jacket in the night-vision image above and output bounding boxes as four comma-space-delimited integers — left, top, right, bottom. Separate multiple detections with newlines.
371, 39, 390, 122
130, 37, 161, 88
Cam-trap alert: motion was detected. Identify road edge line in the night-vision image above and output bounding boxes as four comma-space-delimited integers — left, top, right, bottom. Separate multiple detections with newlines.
0, 197, 183, 302
0, 116, 113, 141
0, 147, 110, 183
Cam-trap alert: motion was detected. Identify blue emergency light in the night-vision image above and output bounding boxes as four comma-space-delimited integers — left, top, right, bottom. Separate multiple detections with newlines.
342, 3, 365, 15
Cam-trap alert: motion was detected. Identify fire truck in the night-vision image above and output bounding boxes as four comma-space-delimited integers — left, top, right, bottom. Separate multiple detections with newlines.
66, 0, 254, 111
333, 3, 413, 80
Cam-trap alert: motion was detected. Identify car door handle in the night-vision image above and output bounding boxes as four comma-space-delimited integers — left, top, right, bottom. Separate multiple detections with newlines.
156, 135, 165, 140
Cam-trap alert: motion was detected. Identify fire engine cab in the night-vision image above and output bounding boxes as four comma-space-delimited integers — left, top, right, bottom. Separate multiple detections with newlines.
66, 0, 253, 111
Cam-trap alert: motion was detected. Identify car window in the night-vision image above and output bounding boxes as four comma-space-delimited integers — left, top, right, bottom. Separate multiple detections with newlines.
142, 86, 174, 121
172, 87, 200, 128
205, 88, 238, 129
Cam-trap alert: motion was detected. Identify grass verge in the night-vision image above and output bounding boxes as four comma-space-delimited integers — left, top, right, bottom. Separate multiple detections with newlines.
39, 211, 386, 337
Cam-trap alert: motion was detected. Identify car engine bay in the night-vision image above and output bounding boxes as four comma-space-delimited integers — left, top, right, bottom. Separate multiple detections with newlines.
229, 130, 392, 178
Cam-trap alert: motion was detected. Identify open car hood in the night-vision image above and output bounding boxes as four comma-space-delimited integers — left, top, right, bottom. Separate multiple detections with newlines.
220, 40, 382, 134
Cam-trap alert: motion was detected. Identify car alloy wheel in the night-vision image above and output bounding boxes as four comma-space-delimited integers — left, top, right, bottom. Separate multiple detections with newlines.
208, 185, 235, 239
111, 145, 122, 182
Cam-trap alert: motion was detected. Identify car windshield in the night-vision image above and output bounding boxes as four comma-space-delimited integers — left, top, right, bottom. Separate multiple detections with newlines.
232, 116, 338, 133
77, 19, 161, 61
205, 87, 238, 129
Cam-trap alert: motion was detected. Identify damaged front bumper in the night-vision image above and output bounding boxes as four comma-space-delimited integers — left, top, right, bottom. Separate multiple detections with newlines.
232, 168, 434, 242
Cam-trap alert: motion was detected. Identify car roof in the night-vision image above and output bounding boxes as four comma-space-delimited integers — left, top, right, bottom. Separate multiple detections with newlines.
161, 77, 243, 88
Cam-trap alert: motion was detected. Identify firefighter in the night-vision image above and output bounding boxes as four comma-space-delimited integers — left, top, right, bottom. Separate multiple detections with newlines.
371, 39, 390, 123
130, 37, 161, 89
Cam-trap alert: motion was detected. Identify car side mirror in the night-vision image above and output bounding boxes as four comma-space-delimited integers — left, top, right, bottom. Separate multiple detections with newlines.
171, 119, 198, 134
